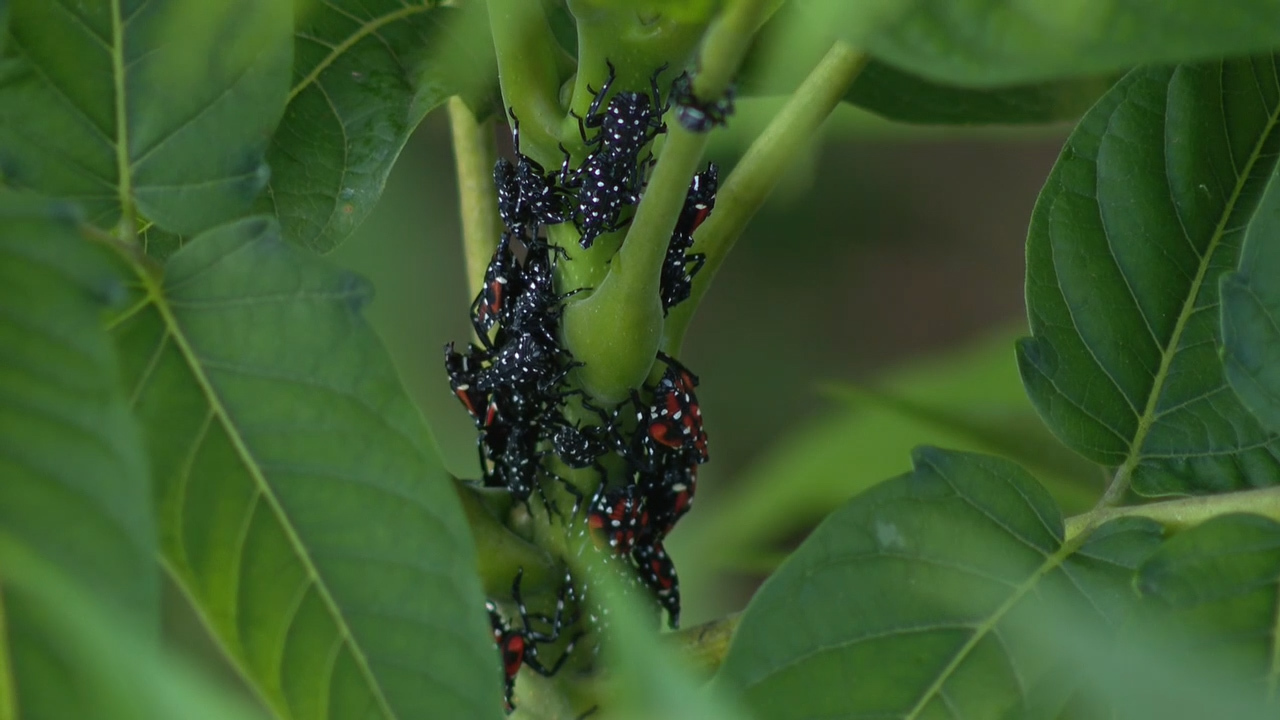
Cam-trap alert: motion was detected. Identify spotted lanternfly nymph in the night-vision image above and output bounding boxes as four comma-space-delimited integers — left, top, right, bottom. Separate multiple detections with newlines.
575, 61, 669, 166
496, 109, 571, 235
487, 569, 581, 713
587, 484, 651, 554
646, 462, 697, 538
631, 354, 709, 467
445, 341, 491, 425
471, 233, 525, 343
661, 165, 718, 312
632, 541, 681, 628
670, 70, 736, 133
562, 61, 669, 248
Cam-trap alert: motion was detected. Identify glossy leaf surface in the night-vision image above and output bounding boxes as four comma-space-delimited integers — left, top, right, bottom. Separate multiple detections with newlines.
0, 0, 291, 235
793, 0, 1280, 86
0, 193, 158, 718
1222, 165, 1280, 436
1133, 514, 1280, 705
109, 217, 500, 720
264, 3, 494, 252
1018, 58, 1280, 496
1, 541, 266, 720
717, 448, 1162, 719
741, 7, 1117, 125
683, 332, 1100, 571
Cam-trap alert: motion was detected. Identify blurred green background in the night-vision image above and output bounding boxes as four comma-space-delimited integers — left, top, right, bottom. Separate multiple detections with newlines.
328, 100, 1096, 628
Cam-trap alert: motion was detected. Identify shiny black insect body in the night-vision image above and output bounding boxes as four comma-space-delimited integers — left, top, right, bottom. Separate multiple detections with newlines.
495, 110, 571, 236
471, 233, 523, 341
488, 569, 580, 713
660, 165, 718, 312
670, 70, 735, 133
563, 62, 669, 248
631, 541, 680, 628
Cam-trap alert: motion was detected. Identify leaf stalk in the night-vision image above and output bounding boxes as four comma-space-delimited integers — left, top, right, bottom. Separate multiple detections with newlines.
447, 97, 503, 302
662, 41, 868, 353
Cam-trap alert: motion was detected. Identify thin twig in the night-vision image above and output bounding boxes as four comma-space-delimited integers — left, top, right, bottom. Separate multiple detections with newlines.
447, 97, 502, 301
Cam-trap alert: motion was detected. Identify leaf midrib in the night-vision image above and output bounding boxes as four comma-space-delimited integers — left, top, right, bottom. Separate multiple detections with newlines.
1105, 73, 1280, 501
286, 3, 432, 105
901, 528, 1088, 718
131, 264, 399, 720
109, 0, 132, 235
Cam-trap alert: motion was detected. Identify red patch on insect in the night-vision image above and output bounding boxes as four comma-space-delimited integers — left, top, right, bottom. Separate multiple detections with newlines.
648, 418, 684, 448
453, 387, 478, 417
502, 634, 525, 676
690, 204, 712, 233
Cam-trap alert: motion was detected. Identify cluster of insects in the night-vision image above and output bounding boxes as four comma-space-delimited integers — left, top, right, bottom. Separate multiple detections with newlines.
446, 61, 730, 713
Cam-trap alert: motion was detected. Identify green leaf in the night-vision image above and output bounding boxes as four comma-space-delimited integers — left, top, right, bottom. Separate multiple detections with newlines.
1134, 513, 1280, 692
0, 193, 155, 618
1223, 165, 1280, 434
0, 0, 292, 236
716, 448, 1163, 719
1018, 57, 1280, 497
740, 6, 1117, 125
0, 0, 8, 56
1, 539, 268, 720
789, 0, 1280, 86
138, 224, 187, 262
109, 217, 500, 720
681, 330, 1101, 571
0, 192, 158, 717
846, 62, 1116, 126
264, 3, 495, 253
998, 518, 1280, 720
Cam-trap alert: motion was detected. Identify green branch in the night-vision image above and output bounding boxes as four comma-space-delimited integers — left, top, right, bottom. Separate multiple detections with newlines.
1063, 485, 1280, 540
447, 97, 502, 302
110, 0, 136, 242
486, 0, 564, 164
550, 3, 711, 297
561, 0, 769, 401
453, 479, 559, 596
662, 42, 868, 353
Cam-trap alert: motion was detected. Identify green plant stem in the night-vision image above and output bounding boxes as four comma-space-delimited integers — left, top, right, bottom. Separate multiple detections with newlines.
1063, 486, 1280, 541
563, 126, 708, 401
110, 0, 135, 243
486, 0, 563, 164
669, 612, 741, 676
616, 0, 770, 273
562, 4, 707, 142
447, 97, 502, 302
551, 3, 710, 294
453, 479, 559, 596
662, 42, 869, 353
562, 0, 770, 401
690, 0, 771, 100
